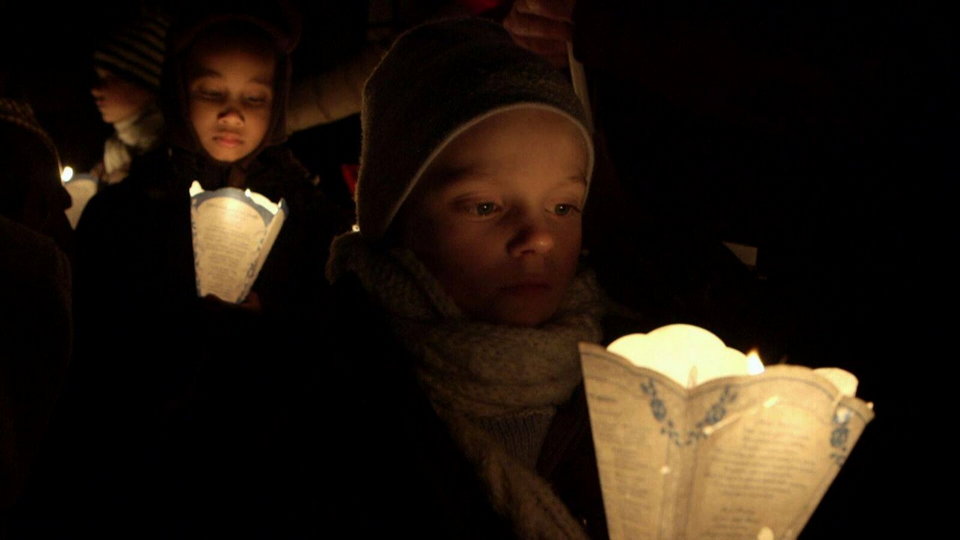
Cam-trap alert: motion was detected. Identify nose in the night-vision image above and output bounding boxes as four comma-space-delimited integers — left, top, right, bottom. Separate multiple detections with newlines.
91, 86, 103, 98
218, 107, 244, 128
507, 211, 555, 257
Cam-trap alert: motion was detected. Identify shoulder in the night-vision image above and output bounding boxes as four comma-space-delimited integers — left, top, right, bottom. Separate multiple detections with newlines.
252, 148, 352, 240
76, 175, 152, 237
250, 146, 313, 190
247, 147, 324, 215
301, 277, 513, 538
87, 149, 176, 208
539, 385, 609, 539
75, 150, 190, 261
322, 275, 398, 368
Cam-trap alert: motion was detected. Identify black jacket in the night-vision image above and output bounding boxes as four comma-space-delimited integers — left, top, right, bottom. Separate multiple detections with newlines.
12, 141, 344, 539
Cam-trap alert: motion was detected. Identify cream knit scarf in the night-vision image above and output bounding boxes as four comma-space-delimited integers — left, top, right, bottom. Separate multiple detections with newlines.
102, 104, 163, 183
328, 231, 603, 539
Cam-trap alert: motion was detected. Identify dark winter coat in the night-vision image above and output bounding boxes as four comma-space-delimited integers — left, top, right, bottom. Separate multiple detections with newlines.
0, 216, 71, 523
287, 275, 610, 539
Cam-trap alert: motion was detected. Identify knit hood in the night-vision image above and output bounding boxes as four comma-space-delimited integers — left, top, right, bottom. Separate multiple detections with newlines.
160, 3, 300, 189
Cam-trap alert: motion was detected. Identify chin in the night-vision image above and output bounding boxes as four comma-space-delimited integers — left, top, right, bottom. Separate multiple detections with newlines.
485, 303, 560, 328
205, 147, 243, 163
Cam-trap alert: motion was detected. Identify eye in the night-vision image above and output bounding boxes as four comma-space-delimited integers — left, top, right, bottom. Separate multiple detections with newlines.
196, 88, 224, 101
245, 95, 270, 106
473, 202, 499, 216
553, 203, 581, 216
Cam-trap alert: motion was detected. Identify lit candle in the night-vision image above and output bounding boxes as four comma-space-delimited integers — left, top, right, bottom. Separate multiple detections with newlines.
607, 324, 762, 388
747, 350, 765, 375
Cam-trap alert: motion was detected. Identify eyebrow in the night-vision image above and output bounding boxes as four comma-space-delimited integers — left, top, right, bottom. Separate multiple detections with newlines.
422, 169, 586, 201
431, 164, 586, 184
192, 68, 273, 87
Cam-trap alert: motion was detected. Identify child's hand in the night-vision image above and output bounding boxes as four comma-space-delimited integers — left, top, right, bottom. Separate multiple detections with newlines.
202, 290, 262, 315
91, 161, 106, 181
502, 0, 575, 68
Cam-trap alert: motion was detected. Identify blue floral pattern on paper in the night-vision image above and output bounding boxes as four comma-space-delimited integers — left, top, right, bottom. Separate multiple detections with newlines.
640, 378, 680, 446
829, 406, 853, 466
831, 426, 849, 448
640, 379, 738, 447
687, 385, 737, 443
650, 398, 667, 421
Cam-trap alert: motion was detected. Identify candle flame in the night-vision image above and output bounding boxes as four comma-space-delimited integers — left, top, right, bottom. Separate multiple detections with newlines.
60, 166, 74, 182
244, 188, 252, 198
747, 350, 764, 375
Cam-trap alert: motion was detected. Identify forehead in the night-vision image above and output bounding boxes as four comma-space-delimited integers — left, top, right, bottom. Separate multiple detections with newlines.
187, 34, 276, 81
93, 67, 127, 83
420, 107, 589, 191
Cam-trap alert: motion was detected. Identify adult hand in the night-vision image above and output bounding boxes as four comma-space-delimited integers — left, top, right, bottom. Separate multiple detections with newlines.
502, 0, 575, 68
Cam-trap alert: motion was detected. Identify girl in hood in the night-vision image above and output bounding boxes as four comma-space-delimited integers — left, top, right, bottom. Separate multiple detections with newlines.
30, 5, 348, 536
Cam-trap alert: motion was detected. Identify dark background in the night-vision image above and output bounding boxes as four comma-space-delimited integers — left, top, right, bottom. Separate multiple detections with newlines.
1, 0, 951, 537
573, 3, 951, 537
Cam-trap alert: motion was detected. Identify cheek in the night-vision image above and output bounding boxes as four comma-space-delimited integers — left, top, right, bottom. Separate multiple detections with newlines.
435, 235, 490, 279
404, 211, 492, 287
427, 226, 503, 309
113, 82, 150, 110
558, 223, 583, 264
554, 222, 583, 281
246, 109, 272, 144
188, 100, 210, 131
102, 89, 134, 114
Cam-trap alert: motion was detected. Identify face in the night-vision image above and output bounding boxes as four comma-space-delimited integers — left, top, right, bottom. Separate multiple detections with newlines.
187, 42, 276, 163
90, 67, 154, 124
398, 107, 589, 327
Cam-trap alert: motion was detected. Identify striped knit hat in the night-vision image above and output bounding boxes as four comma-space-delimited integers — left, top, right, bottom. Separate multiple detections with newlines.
93, 11, 170, 91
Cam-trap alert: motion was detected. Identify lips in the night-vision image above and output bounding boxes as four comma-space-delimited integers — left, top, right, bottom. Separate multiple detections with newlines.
500, 281, 552, 295
213, 134, 243, 148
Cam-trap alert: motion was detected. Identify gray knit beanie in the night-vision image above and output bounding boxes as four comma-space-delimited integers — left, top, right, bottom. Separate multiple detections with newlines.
357, 17, 594, 241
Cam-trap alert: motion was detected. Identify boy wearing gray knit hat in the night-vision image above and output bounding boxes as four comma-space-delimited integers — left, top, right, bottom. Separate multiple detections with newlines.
355, 16, 594, 242
325, 17, 605, 540
343, 14, 595, 326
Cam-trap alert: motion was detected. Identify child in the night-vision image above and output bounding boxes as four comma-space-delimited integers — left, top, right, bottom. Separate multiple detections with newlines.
89, 12, 168, 185
33, 6, 346, 536
313, 17, 607, 539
